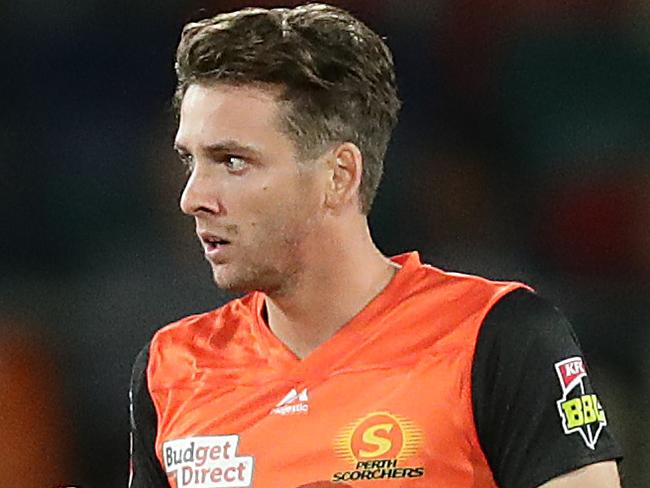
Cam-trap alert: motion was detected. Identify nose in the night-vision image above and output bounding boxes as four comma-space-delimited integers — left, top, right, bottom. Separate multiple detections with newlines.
179, 168, 222, 216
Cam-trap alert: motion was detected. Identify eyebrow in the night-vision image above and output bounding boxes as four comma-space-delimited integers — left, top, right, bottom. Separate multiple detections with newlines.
173, 140, 261, 156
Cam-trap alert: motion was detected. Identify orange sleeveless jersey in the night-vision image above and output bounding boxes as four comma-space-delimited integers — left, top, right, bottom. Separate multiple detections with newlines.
147, 252, 526, 487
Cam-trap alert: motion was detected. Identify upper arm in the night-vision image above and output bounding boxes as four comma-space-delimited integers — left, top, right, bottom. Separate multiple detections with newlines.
537, 461, 620, 487
472, 289, 622, 488
129, 342, 171, 488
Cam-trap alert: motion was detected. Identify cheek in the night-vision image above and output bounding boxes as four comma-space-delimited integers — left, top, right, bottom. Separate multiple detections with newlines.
235, 170, 323, 238
252, 192, 317, 244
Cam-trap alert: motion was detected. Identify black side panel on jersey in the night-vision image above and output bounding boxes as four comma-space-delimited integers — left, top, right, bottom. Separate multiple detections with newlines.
130, 342, 171, 487
472, 289, 622, 488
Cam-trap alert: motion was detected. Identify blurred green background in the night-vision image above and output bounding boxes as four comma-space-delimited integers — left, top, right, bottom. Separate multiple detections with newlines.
1, 0, 648, 486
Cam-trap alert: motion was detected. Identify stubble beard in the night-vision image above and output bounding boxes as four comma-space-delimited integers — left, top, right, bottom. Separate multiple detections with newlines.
209, 240, 304, 296
210, 261, 283, 295
208, 194, 320, 296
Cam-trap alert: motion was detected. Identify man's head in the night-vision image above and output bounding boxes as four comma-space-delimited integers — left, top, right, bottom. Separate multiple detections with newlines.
174, 4, 400, 294
174, 3, 400, 214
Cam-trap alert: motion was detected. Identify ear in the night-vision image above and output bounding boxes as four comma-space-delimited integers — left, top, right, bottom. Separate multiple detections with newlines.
324, 142, 363, 212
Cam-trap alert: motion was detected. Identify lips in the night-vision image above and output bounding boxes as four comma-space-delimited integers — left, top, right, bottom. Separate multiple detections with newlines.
197, 231, 231, 253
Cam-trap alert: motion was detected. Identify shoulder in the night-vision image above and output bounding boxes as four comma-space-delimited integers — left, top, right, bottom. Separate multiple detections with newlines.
472, 288, 583, 417
403, 255, 532, 334
475, 288, 579, 359
151, 292, 259, 347
142, 293, 261, 389
386, 254, 533, 358
406, 254, 531, 312
472, 289, 622, 487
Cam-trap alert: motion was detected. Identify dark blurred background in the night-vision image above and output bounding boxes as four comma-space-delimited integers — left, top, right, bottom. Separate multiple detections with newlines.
2, 0, 648, 486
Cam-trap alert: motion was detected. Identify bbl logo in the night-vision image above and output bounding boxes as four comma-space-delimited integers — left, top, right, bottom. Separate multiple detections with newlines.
331, 411, 425, 482
555, 357, 607, 450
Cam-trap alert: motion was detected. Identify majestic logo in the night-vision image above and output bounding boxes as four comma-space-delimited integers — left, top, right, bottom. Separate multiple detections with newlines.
270, 388, 309, 416
162, 435, 254, 488
555, 357, 607, 450
331, 411, 425, 482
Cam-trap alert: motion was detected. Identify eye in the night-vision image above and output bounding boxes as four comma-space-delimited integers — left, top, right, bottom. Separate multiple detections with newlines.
178, 153, 194, 175
224, 155, 248, 172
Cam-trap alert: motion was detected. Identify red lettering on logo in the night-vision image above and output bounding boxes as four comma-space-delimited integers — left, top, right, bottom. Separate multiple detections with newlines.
555, 357, 586, 392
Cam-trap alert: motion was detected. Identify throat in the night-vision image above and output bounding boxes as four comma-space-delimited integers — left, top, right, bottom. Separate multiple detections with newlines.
263, 261, 398, 359
262, 300, 335, 359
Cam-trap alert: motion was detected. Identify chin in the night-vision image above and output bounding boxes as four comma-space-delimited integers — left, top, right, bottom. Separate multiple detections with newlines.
209, 259, 287, 295
212, 274, 250, 293
211, 267, 261, 294
213, 280, 256, 294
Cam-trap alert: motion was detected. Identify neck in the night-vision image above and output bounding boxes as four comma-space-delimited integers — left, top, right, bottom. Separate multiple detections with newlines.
264, 220, 398, 359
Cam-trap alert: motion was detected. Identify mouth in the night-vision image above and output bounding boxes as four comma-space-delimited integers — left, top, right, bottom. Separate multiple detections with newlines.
198, 231, 232, 253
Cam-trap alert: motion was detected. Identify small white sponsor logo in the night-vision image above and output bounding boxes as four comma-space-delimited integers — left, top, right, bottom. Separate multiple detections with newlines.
270, 388, 309, 416
162, 435, 254, 488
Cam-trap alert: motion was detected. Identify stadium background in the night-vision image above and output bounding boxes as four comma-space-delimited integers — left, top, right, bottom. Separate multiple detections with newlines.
2, 0, 648, 486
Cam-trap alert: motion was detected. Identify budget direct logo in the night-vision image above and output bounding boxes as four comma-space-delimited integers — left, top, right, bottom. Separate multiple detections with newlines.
331, 411, 425, 482
162, 435, 254, 488
555, 357, 607, 450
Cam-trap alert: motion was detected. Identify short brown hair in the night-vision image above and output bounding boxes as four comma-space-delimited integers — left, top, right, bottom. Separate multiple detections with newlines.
174, 3, 401, 214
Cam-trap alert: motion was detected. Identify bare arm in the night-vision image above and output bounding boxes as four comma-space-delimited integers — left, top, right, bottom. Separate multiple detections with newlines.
538, 461, 620, 488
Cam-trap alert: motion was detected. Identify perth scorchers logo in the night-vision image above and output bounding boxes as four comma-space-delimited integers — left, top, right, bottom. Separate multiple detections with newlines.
331, 412, 425, 482
555, 357, 607, 450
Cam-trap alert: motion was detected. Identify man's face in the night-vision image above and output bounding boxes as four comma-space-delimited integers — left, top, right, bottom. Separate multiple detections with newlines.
175, 83, 326, 294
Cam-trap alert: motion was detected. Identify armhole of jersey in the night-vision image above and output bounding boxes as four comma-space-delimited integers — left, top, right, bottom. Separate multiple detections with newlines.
131, 341, 157, 448
464, 284, 528, 448
471, 288, 555, 487
130, 341, 169, 486
146, 334, 165, 467
132, 341, 154, 430
470, 289, 531, 469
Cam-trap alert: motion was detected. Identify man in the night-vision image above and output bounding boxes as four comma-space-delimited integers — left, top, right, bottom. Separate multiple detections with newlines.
129, 4, 621, 487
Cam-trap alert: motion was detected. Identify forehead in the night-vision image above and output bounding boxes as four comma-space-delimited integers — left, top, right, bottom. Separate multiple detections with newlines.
175, 83, 286, 149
